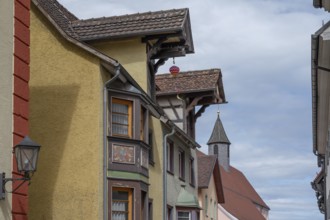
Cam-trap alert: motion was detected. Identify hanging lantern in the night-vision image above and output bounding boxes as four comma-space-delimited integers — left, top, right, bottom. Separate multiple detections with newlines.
169, 65, 180, 77
170, 57, 180, 77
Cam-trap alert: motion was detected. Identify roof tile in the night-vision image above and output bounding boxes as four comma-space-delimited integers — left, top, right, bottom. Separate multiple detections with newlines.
156, 69, 222, 95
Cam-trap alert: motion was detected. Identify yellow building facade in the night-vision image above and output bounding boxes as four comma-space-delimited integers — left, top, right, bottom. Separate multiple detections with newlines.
29, 6, 106, 219
28, 1, 206, 220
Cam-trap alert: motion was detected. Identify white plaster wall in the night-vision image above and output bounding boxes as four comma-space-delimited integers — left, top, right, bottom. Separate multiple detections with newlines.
0, 0, 14, 218
167, 137, 198, 219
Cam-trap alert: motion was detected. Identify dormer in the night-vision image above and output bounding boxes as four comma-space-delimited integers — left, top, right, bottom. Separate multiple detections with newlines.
155, 69, 226, 139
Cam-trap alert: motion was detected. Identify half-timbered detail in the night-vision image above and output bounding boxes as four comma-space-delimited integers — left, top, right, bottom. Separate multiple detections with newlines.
156, 69, 227, 139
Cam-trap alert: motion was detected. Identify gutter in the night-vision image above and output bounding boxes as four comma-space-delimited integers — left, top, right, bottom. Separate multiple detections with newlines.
312, 34, 319, 156
162, 125, 176, 220
103, 68, 121, 220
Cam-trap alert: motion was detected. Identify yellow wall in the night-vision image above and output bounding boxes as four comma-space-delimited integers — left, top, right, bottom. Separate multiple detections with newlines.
91, 40, 148, 92
0, 0, 13, 217
29, 6, 106, 219
199, 175, 218, 220
148, 117, 164, 220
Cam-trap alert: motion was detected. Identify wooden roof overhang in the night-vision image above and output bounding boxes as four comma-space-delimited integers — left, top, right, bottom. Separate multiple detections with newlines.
156, 70, 227, 121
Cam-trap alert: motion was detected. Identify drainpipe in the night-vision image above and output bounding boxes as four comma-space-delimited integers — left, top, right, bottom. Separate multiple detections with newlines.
103, 67, 121, 220
163, 125, 175, 220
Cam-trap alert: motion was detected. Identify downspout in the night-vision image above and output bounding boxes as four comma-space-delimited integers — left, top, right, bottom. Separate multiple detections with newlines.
163, 125, 175, 220
103, 67, 121, 220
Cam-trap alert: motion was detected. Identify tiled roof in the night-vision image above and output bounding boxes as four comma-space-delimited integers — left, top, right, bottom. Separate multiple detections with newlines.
207, 114, 231, 145
221, 188, 266, 220
220, 165, 270, 219
198, 154, 217, 188
197, 150, 269, 219
35, 0, 79, 37
71, 9, 188, 41
34, 0, 189, 42
155, 69, 224, 97
197, 152, 225, 203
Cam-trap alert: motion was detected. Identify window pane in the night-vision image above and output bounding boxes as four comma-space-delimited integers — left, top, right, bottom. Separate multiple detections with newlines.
112, 188, 131, 220
112, 114, 128, 124
112, 124, 129, 136
178, 211, 190, 220
111, 98, 132, 138
112, 190, 129, 200
113, 103, 128, 113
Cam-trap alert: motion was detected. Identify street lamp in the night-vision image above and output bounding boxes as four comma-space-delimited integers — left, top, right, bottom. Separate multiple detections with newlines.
0, 136, 41, 200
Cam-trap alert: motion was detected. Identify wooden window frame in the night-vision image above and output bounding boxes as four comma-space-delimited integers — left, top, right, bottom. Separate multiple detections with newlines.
111, 187, 133, 220
111, 98, 133, 138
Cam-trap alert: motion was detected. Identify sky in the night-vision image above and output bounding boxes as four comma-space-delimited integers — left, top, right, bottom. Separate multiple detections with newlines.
58, 0, 330, 219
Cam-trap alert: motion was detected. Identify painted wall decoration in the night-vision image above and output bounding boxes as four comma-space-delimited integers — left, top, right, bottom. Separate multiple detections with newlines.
112, 144, 135, 164
141, 148, 149, 168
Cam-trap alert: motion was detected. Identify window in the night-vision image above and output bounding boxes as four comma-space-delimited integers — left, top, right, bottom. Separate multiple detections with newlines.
140, 106, 147, 141
210, 198, 213, 219
214, 201, 217, 220
112, 187, 133, 220
179, 149, 185, 180
111, 98, 133, 138
178, 211, 190, 220
189, 157, 195, 186
167, 206, 173, 220
205, 195, 208, 216
148, 131, 154, 165
214, 144, 218, 155
148, 199, 153, 220
167, 142, 174, 173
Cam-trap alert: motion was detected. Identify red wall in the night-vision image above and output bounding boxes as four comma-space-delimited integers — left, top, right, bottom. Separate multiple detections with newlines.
12, 0, 30, 219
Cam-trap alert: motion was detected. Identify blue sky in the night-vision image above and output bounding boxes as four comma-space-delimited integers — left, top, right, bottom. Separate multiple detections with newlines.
59, 0, 330, 219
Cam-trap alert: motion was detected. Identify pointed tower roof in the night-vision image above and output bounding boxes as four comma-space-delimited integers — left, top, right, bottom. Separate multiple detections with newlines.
207, 113, 231, 145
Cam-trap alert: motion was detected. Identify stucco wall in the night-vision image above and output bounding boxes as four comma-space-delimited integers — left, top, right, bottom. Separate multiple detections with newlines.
0, 0, 14, 218
148, 117, 164, 220
91, 39, 148, 92
29, 6, 105, 219
167, 134, 198, 218
198, 175, 218, 220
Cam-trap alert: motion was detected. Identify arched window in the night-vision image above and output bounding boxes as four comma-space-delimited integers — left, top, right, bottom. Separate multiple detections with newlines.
214, 144, 218, 155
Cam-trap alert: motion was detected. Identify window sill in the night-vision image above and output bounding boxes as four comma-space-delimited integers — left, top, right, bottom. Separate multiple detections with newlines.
167, 170, 174, 176
179, 177, 185, 182
149, 160, 155, 166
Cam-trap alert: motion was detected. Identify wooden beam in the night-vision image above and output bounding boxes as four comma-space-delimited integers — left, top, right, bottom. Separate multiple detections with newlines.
185, 96, 203, 115
194, 105, 209, 121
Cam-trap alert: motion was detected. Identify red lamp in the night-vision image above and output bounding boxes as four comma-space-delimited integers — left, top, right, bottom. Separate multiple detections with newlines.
169, 65, 180, 77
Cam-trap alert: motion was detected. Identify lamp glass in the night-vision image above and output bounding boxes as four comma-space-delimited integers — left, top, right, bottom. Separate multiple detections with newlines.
15, 146, 39, 172
14, 136, 41, 173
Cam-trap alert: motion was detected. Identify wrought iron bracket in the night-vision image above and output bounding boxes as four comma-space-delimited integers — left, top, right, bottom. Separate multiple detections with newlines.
0, 172, 30, 200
